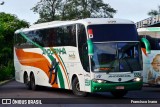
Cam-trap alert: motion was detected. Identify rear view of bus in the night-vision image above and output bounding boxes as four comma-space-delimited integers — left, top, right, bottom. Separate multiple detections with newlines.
138, 27, 160, 86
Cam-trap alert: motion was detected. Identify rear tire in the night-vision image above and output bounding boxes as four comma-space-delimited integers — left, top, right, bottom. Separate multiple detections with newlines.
30, 74, 38, 91
111, 90, 128, 98
24, 73, 31, 90
72, 77, 87, 97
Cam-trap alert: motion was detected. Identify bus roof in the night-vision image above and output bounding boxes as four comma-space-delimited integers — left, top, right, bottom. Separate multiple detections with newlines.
137, 27, 160, 35
15, 18, 134, 33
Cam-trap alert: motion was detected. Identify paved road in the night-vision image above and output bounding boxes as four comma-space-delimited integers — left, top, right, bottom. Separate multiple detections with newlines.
0, 80, 160, 106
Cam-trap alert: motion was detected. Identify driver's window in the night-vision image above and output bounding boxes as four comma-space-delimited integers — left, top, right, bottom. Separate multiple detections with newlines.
77, 24, 89, 72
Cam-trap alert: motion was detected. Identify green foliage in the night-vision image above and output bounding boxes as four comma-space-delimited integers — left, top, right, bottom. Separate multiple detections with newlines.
148, 5, 160, 16
31, 0, 63, 23
0, 1, 4, 5
31, 0, 117, 23
62, 0, 116, 20
0, 12, 29, 81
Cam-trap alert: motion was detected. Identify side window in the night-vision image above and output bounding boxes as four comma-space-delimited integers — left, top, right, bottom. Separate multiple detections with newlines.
68, 25, 76, 46
57, 27, 63, 46
15, 25, 77, 48
15, 33, 28, 48
77, 24, 89, 72
32, 30, 44, 47
47, 28, 57, 47
62, 25, 76, 46
24, 31, 37, 48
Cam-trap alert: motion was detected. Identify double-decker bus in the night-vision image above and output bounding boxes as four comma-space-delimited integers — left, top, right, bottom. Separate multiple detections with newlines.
14, 18, 143, 98
138, 27, 160, 85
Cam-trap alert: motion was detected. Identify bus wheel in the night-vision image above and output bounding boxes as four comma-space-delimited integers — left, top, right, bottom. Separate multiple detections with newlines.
24, 73, 31, 90
30, 74, 38, 91
111, 90, 128, 98
72, 77, 87, 97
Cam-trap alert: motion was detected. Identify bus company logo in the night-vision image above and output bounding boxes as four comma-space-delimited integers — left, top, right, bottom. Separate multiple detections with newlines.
43, 48, 67, 55
2, 99, 11, 104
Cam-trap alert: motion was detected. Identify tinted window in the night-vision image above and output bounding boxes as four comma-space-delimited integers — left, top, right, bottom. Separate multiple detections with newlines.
14, 33, 32, 48
77, 24, 89, 72
87, 24, 138, 42
14, 24, 76, 48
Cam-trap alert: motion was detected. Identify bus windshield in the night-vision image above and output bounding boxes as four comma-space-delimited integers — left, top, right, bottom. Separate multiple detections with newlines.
87, 24, 138, 42
91, 42, 142, 73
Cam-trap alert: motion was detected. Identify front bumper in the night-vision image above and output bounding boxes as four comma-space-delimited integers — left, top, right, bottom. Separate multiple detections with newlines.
91, 81, 143, 92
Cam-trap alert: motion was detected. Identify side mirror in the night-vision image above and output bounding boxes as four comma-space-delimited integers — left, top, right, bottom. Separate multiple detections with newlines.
87, 39, 94, 56
141, 38, 151, 54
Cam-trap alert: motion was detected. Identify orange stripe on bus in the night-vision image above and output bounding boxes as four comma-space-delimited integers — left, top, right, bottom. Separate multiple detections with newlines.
15, 49, 58, 88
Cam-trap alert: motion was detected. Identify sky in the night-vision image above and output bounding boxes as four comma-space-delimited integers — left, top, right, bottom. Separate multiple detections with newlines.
0, 0, 159, 24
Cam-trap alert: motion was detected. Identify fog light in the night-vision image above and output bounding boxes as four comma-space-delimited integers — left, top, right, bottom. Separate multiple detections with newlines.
92, 79, 106, 83
134, 77, 141, 82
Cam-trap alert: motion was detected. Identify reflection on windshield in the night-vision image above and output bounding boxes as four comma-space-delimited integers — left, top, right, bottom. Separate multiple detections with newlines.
91, 42, 142, 72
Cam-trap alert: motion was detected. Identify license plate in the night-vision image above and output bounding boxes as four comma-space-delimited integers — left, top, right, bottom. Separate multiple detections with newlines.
116, 86, 124, 89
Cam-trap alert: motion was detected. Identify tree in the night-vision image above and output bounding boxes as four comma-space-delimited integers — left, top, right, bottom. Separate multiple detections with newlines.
148, 5, 160, 16
0, 12, 29, 80
62, 0, 116, 20
31, 0, 63, 23
31, 0, 117, 23
0, 1, 4, 5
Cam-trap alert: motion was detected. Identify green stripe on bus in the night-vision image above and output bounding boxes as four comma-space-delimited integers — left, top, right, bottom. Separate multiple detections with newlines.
59, 55, 70, 88
57, 66, 65, 88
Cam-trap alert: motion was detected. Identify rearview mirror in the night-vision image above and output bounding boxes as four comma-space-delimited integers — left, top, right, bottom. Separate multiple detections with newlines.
141, 38, 151, 54
87, 39, 94, 56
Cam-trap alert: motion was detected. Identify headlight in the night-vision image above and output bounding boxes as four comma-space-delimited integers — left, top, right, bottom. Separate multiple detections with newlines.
92, 79, 106, 83
133, 77, 141, 82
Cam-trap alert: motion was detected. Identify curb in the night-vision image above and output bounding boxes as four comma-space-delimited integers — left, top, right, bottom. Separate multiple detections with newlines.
0, 78, 15, 86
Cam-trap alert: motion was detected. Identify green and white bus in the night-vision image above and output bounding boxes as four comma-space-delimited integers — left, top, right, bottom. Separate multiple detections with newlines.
14, 18, 143, 97
138, 27, 160, 85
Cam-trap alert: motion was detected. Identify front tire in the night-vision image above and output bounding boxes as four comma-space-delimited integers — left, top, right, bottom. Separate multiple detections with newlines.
72, 77, 87, 97
111, 90, 128, 98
